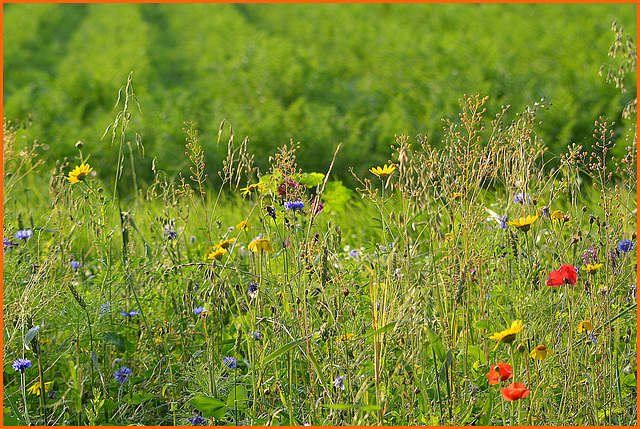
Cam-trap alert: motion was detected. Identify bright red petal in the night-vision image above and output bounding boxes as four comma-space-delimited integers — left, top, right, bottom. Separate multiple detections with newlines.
546, 270, 564, 287
560, 264, 577, 285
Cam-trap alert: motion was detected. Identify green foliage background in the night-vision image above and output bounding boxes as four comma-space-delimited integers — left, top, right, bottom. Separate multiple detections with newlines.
3, 3, 636, 192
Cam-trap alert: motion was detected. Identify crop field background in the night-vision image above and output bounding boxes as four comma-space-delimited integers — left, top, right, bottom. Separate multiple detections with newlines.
2, 3, 638, 426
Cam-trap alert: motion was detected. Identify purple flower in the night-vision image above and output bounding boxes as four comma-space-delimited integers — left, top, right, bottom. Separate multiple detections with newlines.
513, 192, 532, 204
223, 356, 237, 370
589, 332, 597, 346
193, 306, 208, 315
3, 238, 17, 250
284, 200, 305, 211
47, 389, 57, 399
283, 239, 291, 248
99, 303, 111, 316
251, 331, 261, 341
15, 229, 33, 240
247, 282, 259, 299
582, 246, 597, 264
189, 415, 206, 426
618, 239, 635, 253
499, 215, 509, 229
277, 177, 299, 197
333, 375, 345, 390
120, 309, 140, 318
114, 366, 131, 384
348, 249, 360, 259
70, 260, 83, 270
12, 358, 32, 372
312, 199, 324, 214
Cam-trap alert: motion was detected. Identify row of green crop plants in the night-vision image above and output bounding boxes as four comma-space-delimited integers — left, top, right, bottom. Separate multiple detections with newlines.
3, 88, 636, 425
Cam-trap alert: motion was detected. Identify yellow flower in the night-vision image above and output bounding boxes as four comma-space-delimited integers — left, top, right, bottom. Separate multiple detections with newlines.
529, 345, 551, 360
336, 333, 354, 342
248, 238, 274, 252
584, 263, 603, 273
506, 214, 539, 232
489, 320, 525, 351
153, 334, 163, 346
445, 233, 454, 242
207, 246, 227, 261
236, 221, 250, 231
27, 380, 54, 396
67, 162, 93, 184
452, 192, 463, 199
217, 237, 237, 249
240, 182, 265, 197
369, 164, 396, 178
550, 210, 564, 222
577, 320, 594, 333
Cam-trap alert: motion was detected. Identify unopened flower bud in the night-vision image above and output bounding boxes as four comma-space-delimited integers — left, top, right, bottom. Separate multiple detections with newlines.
75, 140, 84, 150
517, 343, 526, 353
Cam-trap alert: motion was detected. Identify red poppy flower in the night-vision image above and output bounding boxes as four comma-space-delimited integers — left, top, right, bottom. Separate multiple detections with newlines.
545, 264, 577, 287
501, 382, 531, 401
487, 362, 513, 385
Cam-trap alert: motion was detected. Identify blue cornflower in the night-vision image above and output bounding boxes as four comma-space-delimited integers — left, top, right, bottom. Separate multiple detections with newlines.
333, 375, 345, 390
99, 302, 111, 316
114, 366, 132, 384
15, 229, 33, 240
247, 282, 259, 299
589, 332, 597, 346
284, 200, 304, 211
12, 358, 32, 372
4, 238, 17, 250
167, 230, 177, 240
193, 306, 209, 316
499, 215, 509, 229
189, 415, 206, 426
223, 356, 237, 370
47, 389, 57, 399
618, 239, 635, 253
70, 260, 83, 270
120, 309, 140, 318
348, 249, 360, 259
251, 331, 261, 341
513, 192, 531, 204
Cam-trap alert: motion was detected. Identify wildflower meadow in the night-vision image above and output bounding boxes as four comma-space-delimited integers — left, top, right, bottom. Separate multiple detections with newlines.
3, 8, 638, 428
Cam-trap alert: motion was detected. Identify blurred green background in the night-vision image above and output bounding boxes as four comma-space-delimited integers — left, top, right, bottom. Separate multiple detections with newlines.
3, 3, 636, 193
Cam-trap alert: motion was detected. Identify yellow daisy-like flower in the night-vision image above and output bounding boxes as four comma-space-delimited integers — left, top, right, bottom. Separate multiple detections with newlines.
506, 214, 539, 232
550, 210, 564, 222
445, 233, 454, 242
236, 221, 250, 231
207, 246, 227, 261
248, 238, 274, 252
577, 320, 594, 333
240, 182, 266, 198
217, 237, 237, 249
584, 263, 603, 273
27, 380, 54, 396
529, 345, 551, 360
67, 162, 93, 184
452, 192, 464, 199
489, 320, 525, 351
369, 164, 396, 178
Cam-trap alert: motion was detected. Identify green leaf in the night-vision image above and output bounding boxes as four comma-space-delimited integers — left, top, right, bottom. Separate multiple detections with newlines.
360, 321, 397, 340
427, 328, 446, 363
299, 172, 325, 187
103, 331, 126, 353
189, 395, 227, 420
263, 338, 303, 365
322, 181, 353, 213
226, 386, 248, 410
474, 319, 490, 331
23, 325, 40, 350
466, 345, 487, 365
622, 373, 636, 389
478, 393, 493, 425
